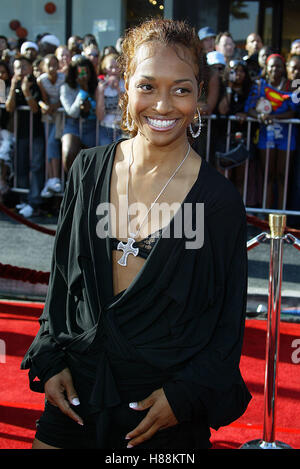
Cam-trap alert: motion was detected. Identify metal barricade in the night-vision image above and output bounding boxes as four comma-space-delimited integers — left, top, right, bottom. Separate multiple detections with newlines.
1, 104, 300, 222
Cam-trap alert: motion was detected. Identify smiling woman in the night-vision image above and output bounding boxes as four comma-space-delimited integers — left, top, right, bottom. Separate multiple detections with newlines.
21, 19, 251, 450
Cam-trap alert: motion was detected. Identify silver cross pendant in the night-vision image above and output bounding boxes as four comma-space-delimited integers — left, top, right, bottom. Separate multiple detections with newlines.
117, 237, 139, 266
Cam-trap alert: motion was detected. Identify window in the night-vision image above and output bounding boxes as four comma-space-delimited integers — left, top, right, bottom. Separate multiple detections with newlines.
229, 0, 260, 49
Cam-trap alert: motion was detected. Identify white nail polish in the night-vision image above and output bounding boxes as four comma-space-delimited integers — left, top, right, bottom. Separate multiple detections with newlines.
71, 397, 80, 406
129, 402, 138, 409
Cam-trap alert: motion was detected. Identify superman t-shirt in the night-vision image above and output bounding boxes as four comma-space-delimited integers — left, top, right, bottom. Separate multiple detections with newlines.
244, 78, 298, 150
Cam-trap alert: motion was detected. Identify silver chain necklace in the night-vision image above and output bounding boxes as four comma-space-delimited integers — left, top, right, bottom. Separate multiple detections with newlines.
117, 138, 191, 266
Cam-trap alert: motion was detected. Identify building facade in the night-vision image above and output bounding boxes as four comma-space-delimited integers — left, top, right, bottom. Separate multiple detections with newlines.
0, 0, 298, 56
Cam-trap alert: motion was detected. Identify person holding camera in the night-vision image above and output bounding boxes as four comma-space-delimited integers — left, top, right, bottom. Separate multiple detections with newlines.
37, 54, 65, 198
96, 52, 124, 145
60, 55, 98, 172
5, 55, 45, 217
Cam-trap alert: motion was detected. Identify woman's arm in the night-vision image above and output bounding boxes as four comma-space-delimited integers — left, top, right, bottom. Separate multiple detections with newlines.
60, 83, 81, 118
21, 76, 39, 113
5, 75, 18, 112
95, 81, 106, 121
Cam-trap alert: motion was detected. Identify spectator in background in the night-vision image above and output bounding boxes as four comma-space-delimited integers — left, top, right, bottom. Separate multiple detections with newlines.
101, 45, 119, 59
215, 31, 243, 64
55, 45, 71, 75
40, 35, 60, 56
7, 37, 19, 55
290, 39, 300, 57
33, 58, 44, 79
0, 60, 13, 199
245, 54, 297, 209
218, 59, 254, 196
67, 35, 82, 57
37, 54, 65, 198
5, 56, 45, 218
206, 50, 226, 76
244, 33, 263, 59
82, 34, 98, 49
20, 41, 39, 63
198, 27, 216, 53
0, 36, 8, 55
287, 55, 300, 86
60, 55, 98, 172
82, 43, 100, 75
243, 33, 263, 81
96, 52, 124, 144
258, 45, 275, 78
115, 36, 123, 54
286, 54, 300, 225
205, 50, 226, 111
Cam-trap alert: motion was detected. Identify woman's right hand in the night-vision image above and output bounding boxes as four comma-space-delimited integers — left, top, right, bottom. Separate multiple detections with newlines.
44, 367, 84, 426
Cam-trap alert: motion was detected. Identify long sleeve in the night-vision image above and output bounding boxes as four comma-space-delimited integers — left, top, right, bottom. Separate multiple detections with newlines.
60, 83, 81, 118
163, 202, 251, 430
21, 151, 85, 391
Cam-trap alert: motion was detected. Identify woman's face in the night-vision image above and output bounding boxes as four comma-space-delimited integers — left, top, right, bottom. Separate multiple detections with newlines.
233, 65, 246, 85
287, 58, 300, 81
44, 57, 59, 77
103, 57, 120, 77
126, 43, 200, 147
56, 47, 71, 66
84, 45, 99, 70
267, 57, 285, 82
258, 47, 270, 68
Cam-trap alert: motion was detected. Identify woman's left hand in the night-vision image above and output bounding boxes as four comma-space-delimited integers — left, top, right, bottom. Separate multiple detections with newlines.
125, 388, 178, 448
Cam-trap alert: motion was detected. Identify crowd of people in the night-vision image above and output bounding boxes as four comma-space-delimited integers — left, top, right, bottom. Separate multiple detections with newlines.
0, 27, 299, 222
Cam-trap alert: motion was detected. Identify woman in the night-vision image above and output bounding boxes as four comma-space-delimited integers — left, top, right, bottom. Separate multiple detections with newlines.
21, 19, 251, 450
217, 60, 255, 198
96, 52, 124, 145
60, 55, 98, 172
55, 45, 71, 75
245, 54, 297, 208
37, 54, 65, 198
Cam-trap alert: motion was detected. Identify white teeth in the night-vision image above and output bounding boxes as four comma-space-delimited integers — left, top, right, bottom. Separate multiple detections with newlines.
147, 117, 176, 128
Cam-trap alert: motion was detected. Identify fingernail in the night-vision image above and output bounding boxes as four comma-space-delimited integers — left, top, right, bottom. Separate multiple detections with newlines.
127, 444, 133, 448
71, 397, 80, 406
77, 420, 84, 426
129, 402, 138, 409
125, 435, 131, 440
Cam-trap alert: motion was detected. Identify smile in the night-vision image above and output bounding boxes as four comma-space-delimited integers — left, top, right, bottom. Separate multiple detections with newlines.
146, 117, 177, 131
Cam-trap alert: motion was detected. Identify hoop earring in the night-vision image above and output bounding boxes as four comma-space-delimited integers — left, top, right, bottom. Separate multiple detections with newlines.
189, 108, 202, 138
126, 105, 135, 132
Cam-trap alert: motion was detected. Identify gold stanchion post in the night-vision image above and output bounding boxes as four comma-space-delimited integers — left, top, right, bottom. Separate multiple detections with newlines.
240, 214, 293, 449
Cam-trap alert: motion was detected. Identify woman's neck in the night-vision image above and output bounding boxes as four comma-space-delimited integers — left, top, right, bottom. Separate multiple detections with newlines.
132, 133, 190, 176
48, 73, 57, 84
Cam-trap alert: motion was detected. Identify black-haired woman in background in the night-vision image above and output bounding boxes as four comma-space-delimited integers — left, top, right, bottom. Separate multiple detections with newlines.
60, 55, 98, 172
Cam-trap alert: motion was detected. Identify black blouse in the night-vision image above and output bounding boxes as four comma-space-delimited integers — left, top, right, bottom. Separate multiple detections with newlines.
21, 140, 251, 435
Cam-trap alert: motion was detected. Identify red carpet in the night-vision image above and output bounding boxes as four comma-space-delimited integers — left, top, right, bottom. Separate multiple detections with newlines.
0, 300, 299, 449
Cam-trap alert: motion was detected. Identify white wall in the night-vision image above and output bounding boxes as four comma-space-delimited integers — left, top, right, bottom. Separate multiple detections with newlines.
0, 0, 66, 44
72, 0, 124, 50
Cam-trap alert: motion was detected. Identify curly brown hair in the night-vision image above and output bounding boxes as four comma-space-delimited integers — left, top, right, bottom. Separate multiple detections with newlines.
118, 18, 208, 136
